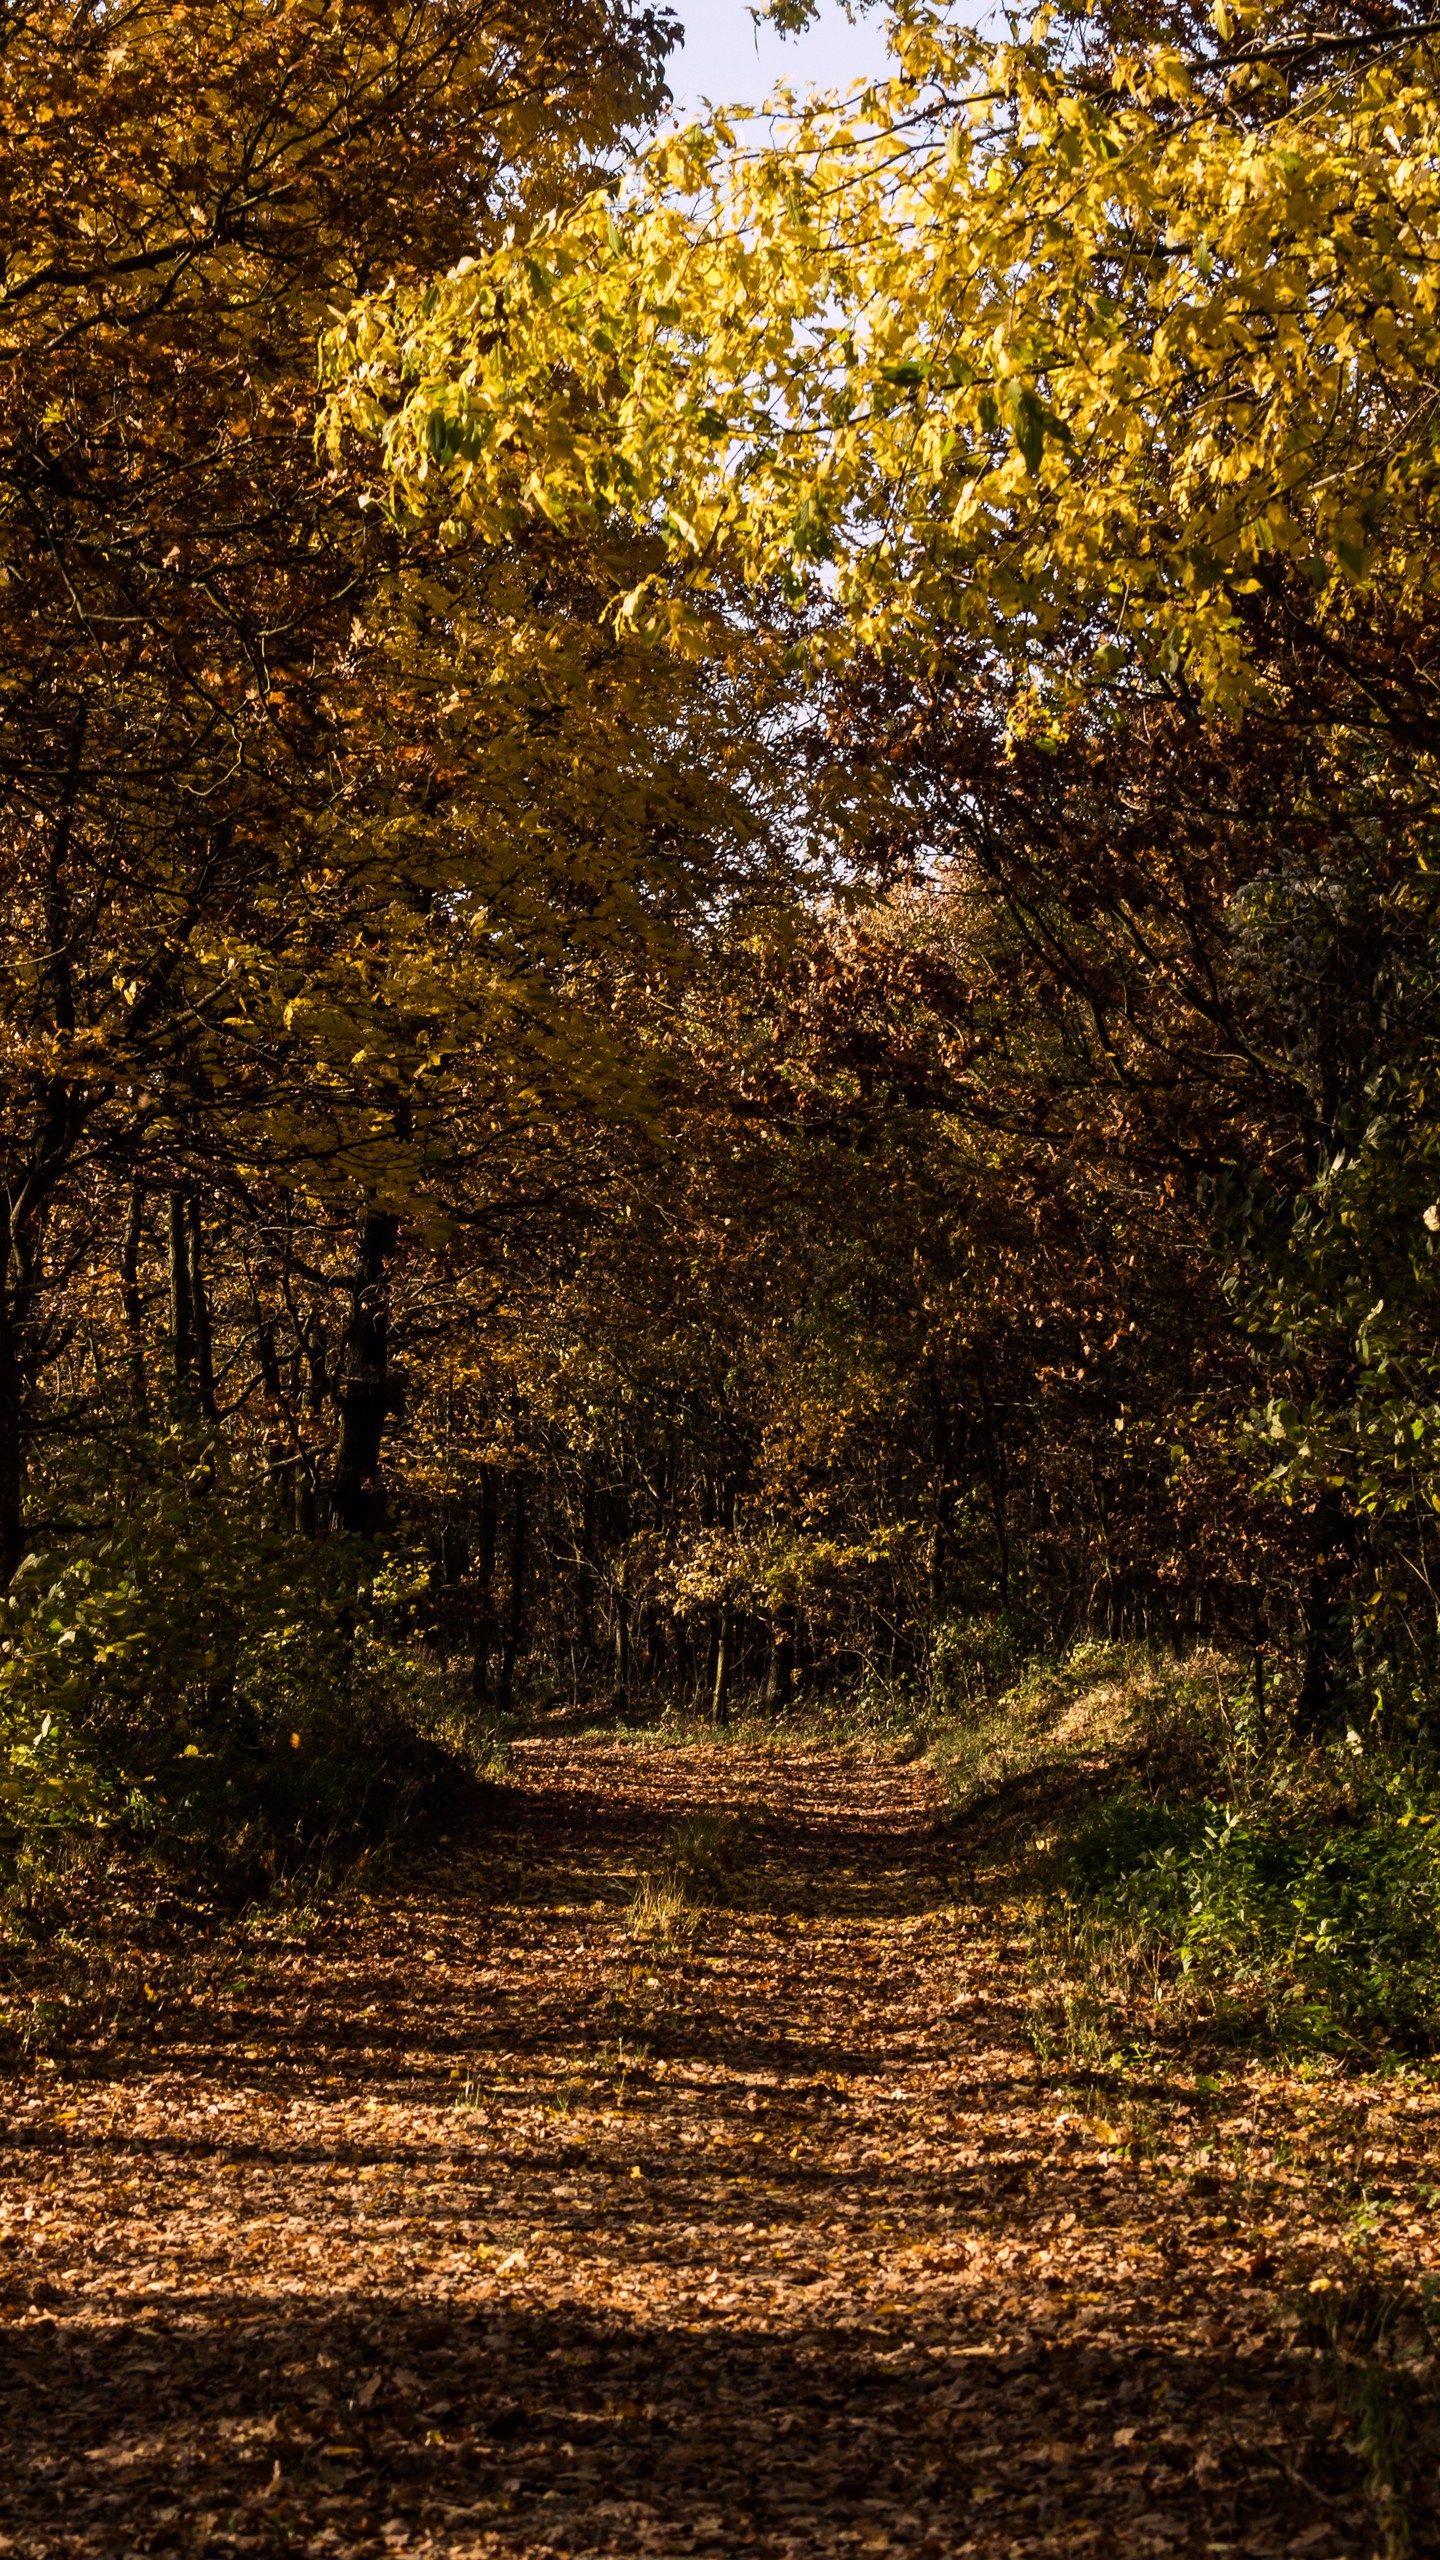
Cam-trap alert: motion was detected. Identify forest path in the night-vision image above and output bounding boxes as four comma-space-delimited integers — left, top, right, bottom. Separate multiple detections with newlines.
0, 1731, 1417, 2558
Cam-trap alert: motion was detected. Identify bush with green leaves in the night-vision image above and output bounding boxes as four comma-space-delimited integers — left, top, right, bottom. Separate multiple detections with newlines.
1059, 1753, 1440, 2053
0, 1453, 457, 1870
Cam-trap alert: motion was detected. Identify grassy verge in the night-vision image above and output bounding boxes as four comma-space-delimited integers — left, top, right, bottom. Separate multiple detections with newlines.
930, 1638, 1440, 2066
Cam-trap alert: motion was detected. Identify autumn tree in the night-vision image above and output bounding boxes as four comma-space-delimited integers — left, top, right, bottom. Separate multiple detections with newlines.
328, 0, 1440, 1722
0, 0, 685, 1571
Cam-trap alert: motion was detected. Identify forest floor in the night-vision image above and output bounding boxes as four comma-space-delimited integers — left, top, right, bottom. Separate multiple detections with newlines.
1, 1723, 1438, 2559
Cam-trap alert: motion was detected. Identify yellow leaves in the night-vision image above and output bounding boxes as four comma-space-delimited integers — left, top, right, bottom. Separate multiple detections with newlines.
323, 14, 1440, 735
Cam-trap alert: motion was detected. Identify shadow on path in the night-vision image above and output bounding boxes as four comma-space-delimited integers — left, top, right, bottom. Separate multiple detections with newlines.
0, 1732, 1412, 2558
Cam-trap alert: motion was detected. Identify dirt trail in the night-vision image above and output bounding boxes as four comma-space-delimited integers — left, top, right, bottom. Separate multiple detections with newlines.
0, 1734, 1433, 2557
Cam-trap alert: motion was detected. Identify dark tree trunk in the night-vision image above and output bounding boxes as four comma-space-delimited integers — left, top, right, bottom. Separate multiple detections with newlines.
975, 1368, 1012, 1616
253, 1289, 282, 1398
926, 1518, 946, 1621
574, 1473, 597, 1660
186, 1195, 217, 1420
294, 1314, 327, 1532
1249, 1582, 1268, 1738
471, 1464, 500, 1701
1296, 1490, 1354, 1738
120, 1186, 149, 1423
167, 1188, 194, 1409
496, 1474, 527, 1715
328, 1209, 398, 1535
925, 1364, 962, 1619
0, 1294, 25, 1583
613, 1558, 630, 1707
304, 1315, 328, 1414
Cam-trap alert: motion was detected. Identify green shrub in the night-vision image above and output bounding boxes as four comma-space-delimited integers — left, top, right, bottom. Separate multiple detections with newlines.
0, 1454, 464, 1874
1057, 1756, 1440, 2052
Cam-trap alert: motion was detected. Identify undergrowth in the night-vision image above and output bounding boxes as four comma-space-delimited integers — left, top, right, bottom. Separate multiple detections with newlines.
0, 1446, 492, 1908
931, 1636, 1440, 2061
1300, 2274, 1440, 2559
625, 1807, 746, 1947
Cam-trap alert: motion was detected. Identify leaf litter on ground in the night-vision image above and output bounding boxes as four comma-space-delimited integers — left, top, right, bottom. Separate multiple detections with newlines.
0, 1729, 1436, 2556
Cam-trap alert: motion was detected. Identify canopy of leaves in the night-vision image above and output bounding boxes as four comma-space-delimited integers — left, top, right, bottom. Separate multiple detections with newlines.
326, 0, 1440, 734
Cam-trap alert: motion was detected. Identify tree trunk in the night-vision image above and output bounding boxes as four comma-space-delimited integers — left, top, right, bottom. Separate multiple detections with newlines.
697, 1616, 718, 1714
471, 1464, 499, 1701
167, 1188, 194, 1408
1249, 1582, 1268, 1738
711, 1600, 732, 1726
253, 1294, 282, 1399
496, 1473, 527, 1715
295, 1315, 327, 1534
186, 1195, 217, 1420
763, 1604, 794, 1712
328, 1208, 398, 1535
0, 1294, 26, 1583
1296, 1490, 1354, 1738
440, 1513, 467, 1587
119, 1186, 149, 1423
926, 1518, 946, 1620
613, 1557, 630, 1707
574, 1473, 597, 1660
975, 1368, 1012, 1617
925, 1364, 961, 1620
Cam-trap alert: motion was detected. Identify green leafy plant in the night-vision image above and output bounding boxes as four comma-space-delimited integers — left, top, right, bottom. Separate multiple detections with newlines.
0, 1451, 464, 1874
1053, 1750, 1440, 2052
